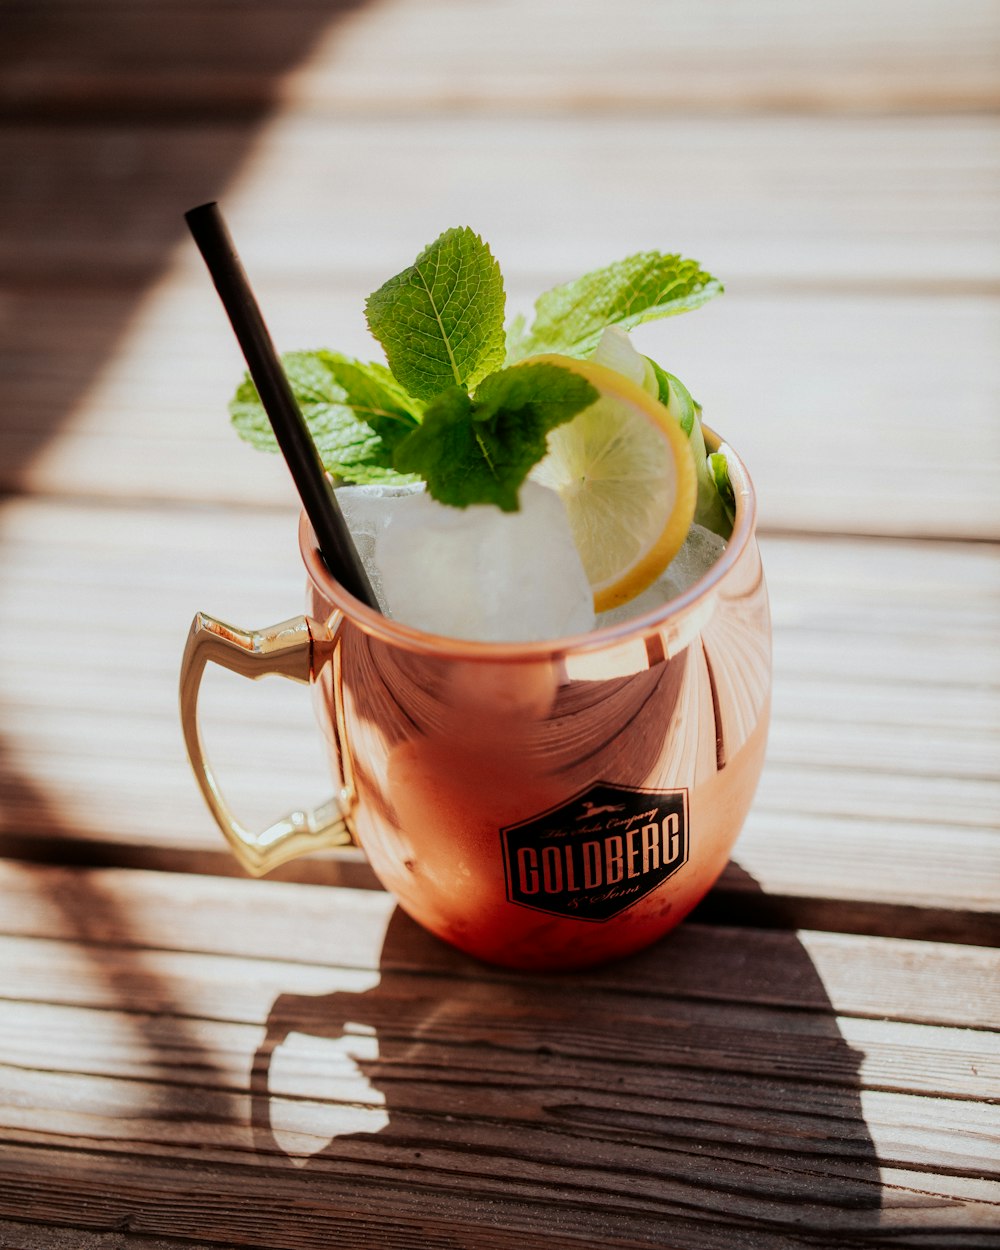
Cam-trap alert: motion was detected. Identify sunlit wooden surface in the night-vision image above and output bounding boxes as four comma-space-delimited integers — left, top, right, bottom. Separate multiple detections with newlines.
1, 2, 998, 1246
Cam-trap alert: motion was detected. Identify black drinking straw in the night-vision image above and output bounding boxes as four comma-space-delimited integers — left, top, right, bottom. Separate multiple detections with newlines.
184, 201, 380, 611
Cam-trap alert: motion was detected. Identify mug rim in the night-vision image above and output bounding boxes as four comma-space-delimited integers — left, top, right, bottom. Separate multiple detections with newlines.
299, 425, 758, 661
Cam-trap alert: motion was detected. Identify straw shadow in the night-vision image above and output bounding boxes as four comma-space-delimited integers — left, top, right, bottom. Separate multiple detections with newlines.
249, 871, 889, 1249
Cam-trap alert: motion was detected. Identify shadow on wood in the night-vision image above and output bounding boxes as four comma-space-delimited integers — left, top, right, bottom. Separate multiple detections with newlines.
250, 881, 885, 1250
0, 1, 372, 488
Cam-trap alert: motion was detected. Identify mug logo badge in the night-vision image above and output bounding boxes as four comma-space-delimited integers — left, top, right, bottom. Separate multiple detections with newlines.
500, 782, 689, 922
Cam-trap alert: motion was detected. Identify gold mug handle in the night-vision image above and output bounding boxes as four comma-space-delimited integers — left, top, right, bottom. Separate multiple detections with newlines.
179, 611, 354, 875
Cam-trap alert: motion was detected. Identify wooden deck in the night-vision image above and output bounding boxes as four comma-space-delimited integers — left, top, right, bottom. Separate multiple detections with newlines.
1, 2, 998, 1246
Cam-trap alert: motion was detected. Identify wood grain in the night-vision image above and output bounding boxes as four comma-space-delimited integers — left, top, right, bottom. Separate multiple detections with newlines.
4, 0, 999, 117
4, 116, 997, 287
2, 863, 998, 1027
0, 864, 996, 1249
0, 500, 995, 939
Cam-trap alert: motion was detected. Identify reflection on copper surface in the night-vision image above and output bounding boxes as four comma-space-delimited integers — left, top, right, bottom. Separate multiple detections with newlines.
291, 438, 773, 970
700, 539, 772, 764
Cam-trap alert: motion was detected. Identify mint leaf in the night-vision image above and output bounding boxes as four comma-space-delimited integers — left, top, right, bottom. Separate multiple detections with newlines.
510, 252, 722, 361
230, 351, 422, 485
393, 362, 597, 511
365, 227, 506, 401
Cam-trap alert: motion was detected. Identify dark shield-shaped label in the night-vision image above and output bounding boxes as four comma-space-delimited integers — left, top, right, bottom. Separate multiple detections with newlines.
500, 782, 689, 922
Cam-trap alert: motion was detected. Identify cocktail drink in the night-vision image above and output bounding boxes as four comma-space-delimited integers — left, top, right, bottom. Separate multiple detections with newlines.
181, 230, 771, 970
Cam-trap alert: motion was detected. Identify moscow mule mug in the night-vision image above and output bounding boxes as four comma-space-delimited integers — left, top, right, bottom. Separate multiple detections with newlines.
180, 433, 771, 970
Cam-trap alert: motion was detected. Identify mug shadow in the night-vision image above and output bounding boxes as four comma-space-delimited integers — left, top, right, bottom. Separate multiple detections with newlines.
250, 866, 884, 1248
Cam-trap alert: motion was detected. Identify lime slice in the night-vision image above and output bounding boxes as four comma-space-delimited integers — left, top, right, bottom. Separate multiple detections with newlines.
528, 354, 697, 612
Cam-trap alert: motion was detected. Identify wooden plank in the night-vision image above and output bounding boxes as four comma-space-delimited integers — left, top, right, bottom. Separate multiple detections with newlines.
3, 283, 998, 538
5, 0, 999, 117
3, 986, 997, 1107
1, 864, 998, 1026
3, 116, 998, 289
0, 501, 996, 938
0, 865, 996, 1249
1, 2, 995, 1241
0, 1222, 206, 1250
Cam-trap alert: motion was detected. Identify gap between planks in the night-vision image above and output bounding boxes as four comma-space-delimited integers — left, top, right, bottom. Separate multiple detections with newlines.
0, 862, 998, 1029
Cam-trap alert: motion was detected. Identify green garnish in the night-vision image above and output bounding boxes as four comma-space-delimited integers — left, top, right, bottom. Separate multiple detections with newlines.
365, 227, 506, 401
506, 251, 722, 362
229, 226, 728, 527
231, 351, 423, 485
645, 357, 731, 535
709, 451, 737, 528
394, 364, 598, 513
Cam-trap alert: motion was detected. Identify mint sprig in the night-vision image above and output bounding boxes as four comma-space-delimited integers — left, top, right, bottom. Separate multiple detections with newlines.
228, 229, 724, 517
230, 351, 422, 485
365, 227, 506, 401
394, 364, 597, 512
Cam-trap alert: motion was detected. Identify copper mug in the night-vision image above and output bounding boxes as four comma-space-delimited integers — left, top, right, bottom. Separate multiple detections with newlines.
180, 432, 771, 970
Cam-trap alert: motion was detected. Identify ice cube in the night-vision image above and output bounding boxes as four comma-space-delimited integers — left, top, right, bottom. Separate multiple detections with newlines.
341, 480, 595, 643
334, 482, 425, 614
667, 522, 729, 592
595, 523, 727, 627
